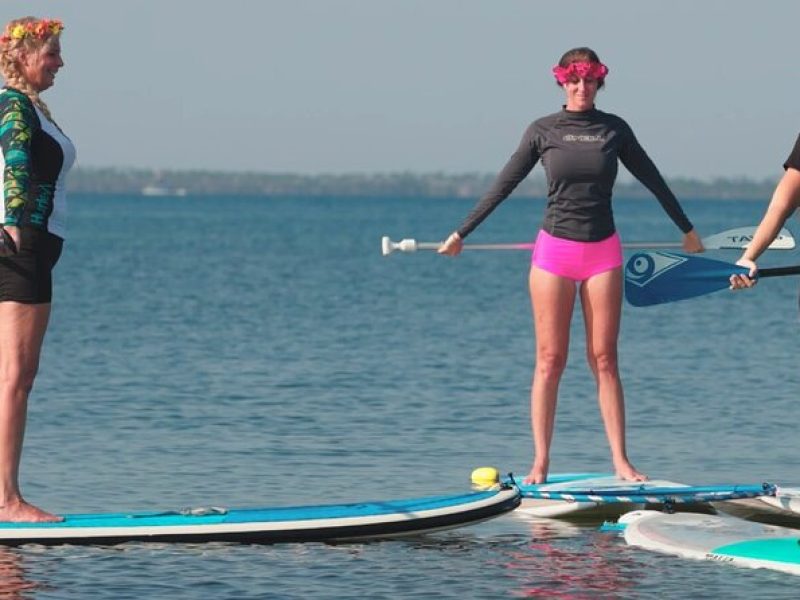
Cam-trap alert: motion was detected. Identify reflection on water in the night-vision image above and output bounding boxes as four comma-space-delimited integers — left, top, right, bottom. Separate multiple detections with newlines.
499, 520, 639, 599
0, 547, 49, 599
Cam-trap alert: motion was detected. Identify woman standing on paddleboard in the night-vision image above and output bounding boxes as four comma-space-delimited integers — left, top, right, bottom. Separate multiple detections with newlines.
0, 16, 75, 521
438, 47, 704, 484
730, 136, 800, 289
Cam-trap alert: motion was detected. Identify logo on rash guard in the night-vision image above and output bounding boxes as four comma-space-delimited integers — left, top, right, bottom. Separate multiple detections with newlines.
563, 134, 604, 143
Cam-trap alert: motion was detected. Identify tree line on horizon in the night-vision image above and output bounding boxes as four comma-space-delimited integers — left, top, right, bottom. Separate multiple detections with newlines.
66, 166, 779, 200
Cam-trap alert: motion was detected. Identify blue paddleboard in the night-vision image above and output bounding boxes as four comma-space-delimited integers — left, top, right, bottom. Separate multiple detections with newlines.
0, 487, 520, 546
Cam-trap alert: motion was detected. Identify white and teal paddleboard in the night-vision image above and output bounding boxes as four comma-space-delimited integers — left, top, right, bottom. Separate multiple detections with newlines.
0, 487, 520, 546
620, 510, 800, 576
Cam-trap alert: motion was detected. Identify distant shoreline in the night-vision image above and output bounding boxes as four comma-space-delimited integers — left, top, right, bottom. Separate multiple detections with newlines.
67, 167, 779, 200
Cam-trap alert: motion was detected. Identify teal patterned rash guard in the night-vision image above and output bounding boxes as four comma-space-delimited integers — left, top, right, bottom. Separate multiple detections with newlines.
0, 87, 76, 239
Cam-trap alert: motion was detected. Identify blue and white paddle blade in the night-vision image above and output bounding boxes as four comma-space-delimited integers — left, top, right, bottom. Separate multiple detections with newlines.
624, 251, 749, 307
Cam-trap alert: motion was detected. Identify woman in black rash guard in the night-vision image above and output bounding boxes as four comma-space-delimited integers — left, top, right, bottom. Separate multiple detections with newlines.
439, 47, 704, 484
730, 135, 800, 289
0, 16, 75, 522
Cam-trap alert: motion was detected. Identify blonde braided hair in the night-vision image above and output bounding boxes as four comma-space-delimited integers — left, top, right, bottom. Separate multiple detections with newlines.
0, 16, 62, 123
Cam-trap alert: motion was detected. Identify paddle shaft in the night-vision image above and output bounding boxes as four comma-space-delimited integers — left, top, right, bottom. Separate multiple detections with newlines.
517, 484, 774, 504
416, 242, 532, 251
760, 265, 800, 278
519, 490, 769, 504
439, 242, 690, 250
413, 240, 744, 252
384, 226, 795, 255
416, 241, 723, 251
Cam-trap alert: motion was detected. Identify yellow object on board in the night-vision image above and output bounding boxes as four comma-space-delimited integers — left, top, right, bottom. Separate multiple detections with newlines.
470, 466, 500, 489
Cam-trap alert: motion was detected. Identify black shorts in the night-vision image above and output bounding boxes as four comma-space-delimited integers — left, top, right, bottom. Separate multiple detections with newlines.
0, 228, 63, 304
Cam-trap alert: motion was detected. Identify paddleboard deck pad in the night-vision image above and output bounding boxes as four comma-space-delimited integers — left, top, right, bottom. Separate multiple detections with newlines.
621, 510, 800, 576
0, 487, 520, 546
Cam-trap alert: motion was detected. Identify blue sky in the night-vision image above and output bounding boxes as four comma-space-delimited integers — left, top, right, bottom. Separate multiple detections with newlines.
3, 1, 799, 179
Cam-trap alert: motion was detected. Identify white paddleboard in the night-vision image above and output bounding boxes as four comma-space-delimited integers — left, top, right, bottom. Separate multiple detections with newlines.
473, 468, 762, 520
715, 486, 800, 526
512, 474, 693, 519
764, 487, 800, 514
621, 510, 800, 576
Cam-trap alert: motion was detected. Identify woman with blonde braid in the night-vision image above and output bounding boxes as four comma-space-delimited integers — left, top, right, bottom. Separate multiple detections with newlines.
0, 16, 75, 521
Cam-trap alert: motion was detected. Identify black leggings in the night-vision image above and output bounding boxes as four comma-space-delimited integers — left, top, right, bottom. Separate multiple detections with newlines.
0, 228, 63, 303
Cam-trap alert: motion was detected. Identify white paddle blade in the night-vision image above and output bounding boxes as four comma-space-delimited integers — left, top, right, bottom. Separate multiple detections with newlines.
702, 226, 795, 250
769, 228, 794, 249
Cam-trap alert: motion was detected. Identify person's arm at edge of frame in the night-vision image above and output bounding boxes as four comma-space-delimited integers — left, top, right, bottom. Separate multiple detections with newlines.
730, 167, 800, 289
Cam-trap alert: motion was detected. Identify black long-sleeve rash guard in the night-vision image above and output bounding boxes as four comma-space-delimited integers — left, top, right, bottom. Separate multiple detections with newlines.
456, 107, 694, 242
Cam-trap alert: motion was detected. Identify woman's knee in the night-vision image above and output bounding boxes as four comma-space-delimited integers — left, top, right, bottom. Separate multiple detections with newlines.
587, 347, 619, 375
535, 349, 568, 380
0, 362, 39, 394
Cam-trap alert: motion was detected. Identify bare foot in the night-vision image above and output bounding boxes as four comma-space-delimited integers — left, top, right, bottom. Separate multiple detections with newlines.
522, 459, 549, 485
0, 499, 63, 523
614, 461, 648, 482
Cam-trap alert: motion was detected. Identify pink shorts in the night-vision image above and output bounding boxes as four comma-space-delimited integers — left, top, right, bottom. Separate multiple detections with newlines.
531, 230, 623, 281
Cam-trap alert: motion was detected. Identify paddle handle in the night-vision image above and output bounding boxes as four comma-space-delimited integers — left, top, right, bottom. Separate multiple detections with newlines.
760, 265, 800, 278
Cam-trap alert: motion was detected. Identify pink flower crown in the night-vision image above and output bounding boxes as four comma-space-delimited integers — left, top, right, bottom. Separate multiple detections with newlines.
0, 19, 64, 45
552, 61, 608, 84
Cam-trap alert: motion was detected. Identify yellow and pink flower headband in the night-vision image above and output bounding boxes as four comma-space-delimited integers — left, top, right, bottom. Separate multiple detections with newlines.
552, 61, 608, 85
0, 19, 64, 45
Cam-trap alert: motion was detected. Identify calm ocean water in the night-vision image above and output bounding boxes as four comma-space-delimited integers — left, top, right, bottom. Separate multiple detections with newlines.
5, 193, 798, 598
